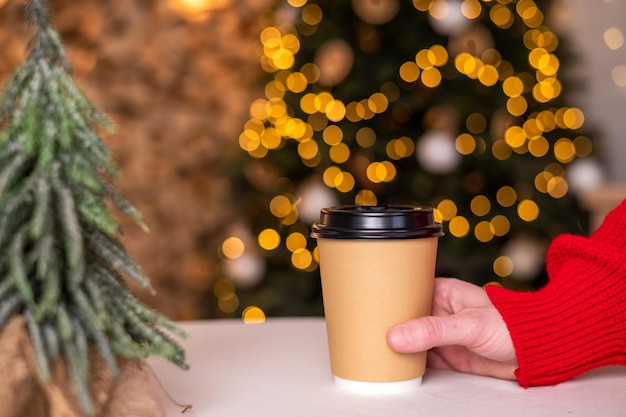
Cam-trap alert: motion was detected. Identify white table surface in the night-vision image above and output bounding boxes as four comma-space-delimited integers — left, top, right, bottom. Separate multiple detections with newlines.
149, 318, 626, 416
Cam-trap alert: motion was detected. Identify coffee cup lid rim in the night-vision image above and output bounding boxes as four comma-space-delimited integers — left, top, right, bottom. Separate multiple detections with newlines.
310, 205, 444, 239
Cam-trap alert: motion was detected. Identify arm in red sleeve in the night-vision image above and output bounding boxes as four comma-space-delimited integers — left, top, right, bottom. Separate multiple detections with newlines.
486, 199, 626, 387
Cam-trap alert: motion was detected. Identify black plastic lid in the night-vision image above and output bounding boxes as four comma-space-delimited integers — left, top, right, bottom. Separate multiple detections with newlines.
311, 205, 444, 239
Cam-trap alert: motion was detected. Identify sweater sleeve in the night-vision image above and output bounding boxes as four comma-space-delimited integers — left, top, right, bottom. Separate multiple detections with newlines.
486, 199, 626, 387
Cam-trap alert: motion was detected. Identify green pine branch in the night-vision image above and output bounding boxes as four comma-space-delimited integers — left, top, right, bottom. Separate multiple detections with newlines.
0, 1, 187, 414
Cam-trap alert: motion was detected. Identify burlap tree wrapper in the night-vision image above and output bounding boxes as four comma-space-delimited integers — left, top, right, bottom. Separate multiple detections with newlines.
0, 316, 165, 417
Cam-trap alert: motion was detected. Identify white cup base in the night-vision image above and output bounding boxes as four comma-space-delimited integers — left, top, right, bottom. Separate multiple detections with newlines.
333, 375, 422, 395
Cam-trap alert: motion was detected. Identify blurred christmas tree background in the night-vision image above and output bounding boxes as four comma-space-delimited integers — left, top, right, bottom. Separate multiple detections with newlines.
0, 0, 607, 320
223, 0, 602, 318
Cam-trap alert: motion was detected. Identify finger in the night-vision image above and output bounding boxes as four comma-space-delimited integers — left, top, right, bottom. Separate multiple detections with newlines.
387, 313, 481, 353
432, 278, 491, 316
428, 346, 517, 380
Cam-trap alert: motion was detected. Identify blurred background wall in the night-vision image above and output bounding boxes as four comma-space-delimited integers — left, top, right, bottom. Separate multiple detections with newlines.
1, 0, 273, 320
1, 0, 624, 321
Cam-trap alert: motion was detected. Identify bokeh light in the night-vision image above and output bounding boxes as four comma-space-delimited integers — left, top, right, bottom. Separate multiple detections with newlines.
242, 306, 266, 323
221, 237, 245, 259
493, 256, 514, 277
449, 216, 470, 237
258, 229, 281, 250
517, 199, 539, 222
604, 27, 624, 50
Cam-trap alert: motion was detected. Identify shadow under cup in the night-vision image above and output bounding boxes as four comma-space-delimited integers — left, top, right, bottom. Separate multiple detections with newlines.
311, 205, 443, 394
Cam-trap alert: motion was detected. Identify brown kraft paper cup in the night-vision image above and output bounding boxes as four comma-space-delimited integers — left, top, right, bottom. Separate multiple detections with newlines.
311, 205, 443, 394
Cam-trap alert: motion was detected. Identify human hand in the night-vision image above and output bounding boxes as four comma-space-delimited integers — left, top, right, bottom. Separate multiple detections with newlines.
387, 277, 518, 381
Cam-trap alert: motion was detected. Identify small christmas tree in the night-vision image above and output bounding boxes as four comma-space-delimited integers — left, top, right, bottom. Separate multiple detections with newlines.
0, 0, 186, 414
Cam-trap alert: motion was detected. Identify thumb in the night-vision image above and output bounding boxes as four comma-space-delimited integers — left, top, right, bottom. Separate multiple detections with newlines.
387, 314, 478, 353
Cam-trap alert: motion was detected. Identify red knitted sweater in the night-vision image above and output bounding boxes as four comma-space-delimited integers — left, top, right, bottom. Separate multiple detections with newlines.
486, 199, 626, 387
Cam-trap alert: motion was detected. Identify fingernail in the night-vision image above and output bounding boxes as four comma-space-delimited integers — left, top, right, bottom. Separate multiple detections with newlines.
388, 325, 412, 349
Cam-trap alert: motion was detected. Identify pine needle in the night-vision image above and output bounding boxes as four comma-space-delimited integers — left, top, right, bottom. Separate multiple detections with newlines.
25, 310, 51, 381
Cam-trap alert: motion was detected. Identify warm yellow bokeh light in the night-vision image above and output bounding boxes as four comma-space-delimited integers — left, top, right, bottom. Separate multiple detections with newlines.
368, 93, 389, 113
287, 0, 306, 7
314, 92, 334, 112
490, 215, 510, 236
322, 125, 343, 145
222, 237, 245, 259
430, 45, 449, 66
421, 67, 442, 87
455, 53, 477, 75
287, 72, 308, 93
300, 63, 320, 83
437, 199, 458, 221
547, 176, 568, 199
355, 189, 378, 205
461, 0, 481, 19
291, 248, 313, 269
258, 229, 281, 250
323, 166, 342, 188
507, 96, 528, 116
297, 139, 319, 159
604, 27, 624, 50
528, 136, 549, 157
270, 195, 292, 218
260, 128, 282, 150
300, 93, 317, 114
562, 107, 585, 129
490, 4, 513, 29
478, 65, 499, 86
449, 216, 470, 237
470, 195, 491, 217
286, 232, 307, 252
612, 64, 626, 87
366, 161, 396, 183
517, 199, 539, 222
502, 76, 524, 98
413, 0, 433, 12
329, 143, 350, 164
554, 138, 575, 163
169, 0, 231, 20
272, 48, 295, 70
301, 4, 323, 26
496, 186, 517, 207
400, 61, 420, 83
504, 126, 526, 148
390, 136, 415, 159
326, 100, 347, 122
335, 172, 355, 192
474, 220, 494, 242
535, 170, 551, 194
243, 306, 266, 323
456, 133, 476, 155
249, 99, 269, 120
493, 256, 514, 277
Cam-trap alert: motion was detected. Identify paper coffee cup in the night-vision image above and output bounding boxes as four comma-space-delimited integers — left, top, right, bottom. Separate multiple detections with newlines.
311, 205, 443, 394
